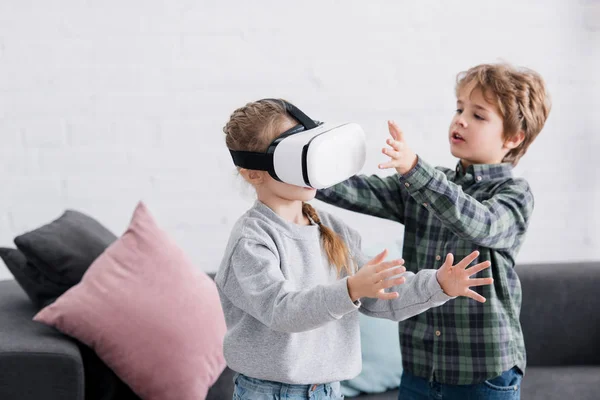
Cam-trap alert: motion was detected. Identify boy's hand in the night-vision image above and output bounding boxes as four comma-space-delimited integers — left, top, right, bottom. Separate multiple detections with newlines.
378, 120, 418, 175
436, 251, 493, 303
347, 249, 407, 302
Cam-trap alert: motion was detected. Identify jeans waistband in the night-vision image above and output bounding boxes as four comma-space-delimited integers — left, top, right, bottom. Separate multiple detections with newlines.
234, 373, 337, 396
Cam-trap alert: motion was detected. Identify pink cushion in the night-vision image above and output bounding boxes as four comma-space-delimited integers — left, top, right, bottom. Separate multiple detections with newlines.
34, 202, 227, 400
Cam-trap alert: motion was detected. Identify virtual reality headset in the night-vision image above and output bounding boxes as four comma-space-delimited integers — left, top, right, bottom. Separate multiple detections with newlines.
228, 99, 366, 189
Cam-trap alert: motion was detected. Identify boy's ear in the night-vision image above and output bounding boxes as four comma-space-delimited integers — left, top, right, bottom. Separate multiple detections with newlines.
239, 168, 265, 185
504, 130, 525, 150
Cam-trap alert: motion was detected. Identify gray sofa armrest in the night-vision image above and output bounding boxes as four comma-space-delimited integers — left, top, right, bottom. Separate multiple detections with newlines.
0, 280, 84, 400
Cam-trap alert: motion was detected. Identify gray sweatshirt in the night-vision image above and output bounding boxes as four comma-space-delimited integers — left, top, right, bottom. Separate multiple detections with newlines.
215, 201, 452, 385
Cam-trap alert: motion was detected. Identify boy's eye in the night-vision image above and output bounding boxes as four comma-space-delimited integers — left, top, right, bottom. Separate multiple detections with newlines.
456, 109, 463, 114
474, 114, 484, 120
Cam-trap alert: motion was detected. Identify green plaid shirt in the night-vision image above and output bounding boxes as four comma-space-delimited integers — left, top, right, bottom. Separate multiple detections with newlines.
316, 157, 534, 385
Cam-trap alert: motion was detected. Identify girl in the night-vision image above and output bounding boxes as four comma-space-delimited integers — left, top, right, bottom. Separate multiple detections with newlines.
215, 99, 493, 400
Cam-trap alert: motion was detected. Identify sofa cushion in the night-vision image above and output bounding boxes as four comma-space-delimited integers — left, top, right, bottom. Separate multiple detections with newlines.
0, 280, 84, 400
518, 262, 600, 366
206, 366, 236, 400
14, 209, 117, 290
5, 212, 137, 400
76, 342, 141, 400
353, 389, 398, 400
341, 313, 403, 397
0, 250, 138, 400
520, 366, 600, 400
34, 202, 227, 400
0, 248, 68, 309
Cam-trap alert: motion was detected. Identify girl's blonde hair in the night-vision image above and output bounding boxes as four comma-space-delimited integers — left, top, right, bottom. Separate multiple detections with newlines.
223, 99, 354, 276
456, 63, 551, 165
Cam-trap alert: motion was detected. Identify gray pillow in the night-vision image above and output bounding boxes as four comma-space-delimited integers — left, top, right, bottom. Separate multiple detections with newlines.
14, 210, 117, 288
0, 248, 68, 309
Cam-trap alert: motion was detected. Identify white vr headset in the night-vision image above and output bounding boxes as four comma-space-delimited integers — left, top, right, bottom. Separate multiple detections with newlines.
229, 99, 366, 189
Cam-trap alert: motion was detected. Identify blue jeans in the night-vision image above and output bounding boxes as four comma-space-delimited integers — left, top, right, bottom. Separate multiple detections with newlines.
398, 367, 523, 400
233, 373, 344, 400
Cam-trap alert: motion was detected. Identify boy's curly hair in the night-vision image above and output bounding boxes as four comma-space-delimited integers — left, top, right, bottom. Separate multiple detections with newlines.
456, 63, 551, 165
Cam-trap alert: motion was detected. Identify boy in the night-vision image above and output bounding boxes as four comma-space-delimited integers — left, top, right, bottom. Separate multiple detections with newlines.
316, 63, 551, 399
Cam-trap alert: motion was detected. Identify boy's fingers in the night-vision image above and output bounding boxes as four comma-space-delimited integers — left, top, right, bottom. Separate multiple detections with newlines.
388, 120, 405, 142
388, 120, 400, 140
467, 277, 494, 287
386, 139, 403, 152
378, 161, 397, 170
466, 289, 486, 303
455, 251, 480, 269
382, 147, 400, 159
467, 261, 492, 276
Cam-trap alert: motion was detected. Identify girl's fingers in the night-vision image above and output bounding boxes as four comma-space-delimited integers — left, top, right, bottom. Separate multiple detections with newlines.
375, 265, 406, 281
366, 249, 388, 266
377, 290, 399, 300
378, 276, 406, 290
442, 253, 454, 268
467, 261, 492, 276
466, 289, 486, 303
375, 259, 405, 273
466, 277, 494, 287
455, 251, 480, 269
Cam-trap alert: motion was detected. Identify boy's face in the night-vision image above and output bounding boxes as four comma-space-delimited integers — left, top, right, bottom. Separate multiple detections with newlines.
448, 83, 508, 166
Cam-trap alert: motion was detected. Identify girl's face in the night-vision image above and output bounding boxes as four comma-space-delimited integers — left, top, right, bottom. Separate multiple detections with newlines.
261, 176, 317, 202
249, 119, 318, 203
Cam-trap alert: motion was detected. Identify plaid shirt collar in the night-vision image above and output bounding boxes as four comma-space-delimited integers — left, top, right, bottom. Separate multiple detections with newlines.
454, 161, 513, 181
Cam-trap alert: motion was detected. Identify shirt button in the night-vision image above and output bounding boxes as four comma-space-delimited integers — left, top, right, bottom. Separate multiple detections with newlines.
476, 176, 482, 181
435, 330, 441, 337
435, 255, 441, 261
404, 182, 410, 188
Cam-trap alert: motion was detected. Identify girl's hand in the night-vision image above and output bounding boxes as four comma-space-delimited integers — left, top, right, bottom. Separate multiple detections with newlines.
347, 249, 406, 302
436, 251, 494, 303
378, 120, 418, 175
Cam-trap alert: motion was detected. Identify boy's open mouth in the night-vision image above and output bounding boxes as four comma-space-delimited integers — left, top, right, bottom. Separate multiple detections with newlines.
451, 132, 465, 142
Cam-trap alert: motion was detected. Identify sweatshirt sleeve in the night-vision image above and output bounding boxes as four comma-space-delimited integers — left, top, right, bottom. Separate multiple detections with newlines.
359, 270, 453, 321
344, 224, 453, 322
217, 237, 359, 333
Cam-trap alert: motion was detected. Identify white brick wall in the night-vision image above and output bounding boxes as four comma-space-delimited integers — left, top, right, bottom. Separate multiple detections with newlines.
1, 0, 598, 280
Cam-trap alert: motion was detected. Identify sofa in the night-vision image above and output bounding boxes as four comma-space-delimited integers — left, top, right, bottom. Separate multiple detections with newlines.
1, 261, 599, 400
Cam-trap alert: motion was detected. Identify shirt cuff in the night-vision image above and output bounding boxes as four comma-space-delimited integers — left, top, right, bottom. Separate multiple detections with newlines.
397, 156, 437, 194
423, 269, 456, 303
324, 277, 361, 319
